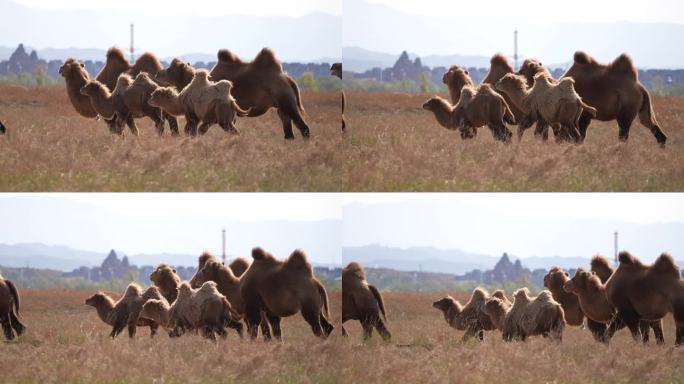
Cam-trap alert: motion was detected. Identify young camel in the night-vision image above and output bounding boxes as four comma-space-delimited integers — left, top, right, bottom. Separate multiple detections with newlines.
495, 72, 597, 143
80, 79, 138, 136
115, 73, 179, 136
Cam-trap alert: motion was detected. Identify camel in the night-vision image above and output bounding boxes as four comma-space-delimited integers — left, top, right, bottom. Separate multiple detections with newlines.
228, 258, 250, 277
95, 47, 162, 92
141, 282, 243, 340
543, 268, 585, 327
604, 251, 683, 344
80, 78, 139, 136
0, 276, 25, 340
84, 291, 158, 337
58, 59, 98, 119
421, 96, 466, 137
341, 262, 390, 340
517, 58, 547, 86
442, 65, 475, 105
488, 288, 565, 342
149, 264, 181, 304
330, 63, 345, 132
177, 70, 250, 135
209, 48, 310, 139
432, 288, 510, 341
480, 54, 526, 123
114, 73, 179, 136
562, 52, 667, 145
495, 72, 597, 142
107, 284, 166, 338
0, 120, 5, 135
240, 247, 334, 340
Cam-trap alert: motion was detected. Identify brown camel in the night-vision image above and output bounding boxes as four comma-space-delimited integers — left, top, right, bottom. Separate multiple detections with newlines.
116, 73, 179, 136
432, 288, 509, 341
149, 264, 181, 304
487, 288, 565, 342
85, 291, 158, 337
107, 284, 166, 338
481, 54, 525, 122
341, 262, 390, 340
59, 59, 98, 119
0, 276, 25, 340
562, 52, 667, 145
80, 78, 139, 136
240, 247, 334, 340
604, 252, 682, 344
543, 267, 585, 327
228, 257, 250, 277
330, 62, 346, 132
95, 47, 162, 92
452, 85, 515, 142
209, 48, 310, 139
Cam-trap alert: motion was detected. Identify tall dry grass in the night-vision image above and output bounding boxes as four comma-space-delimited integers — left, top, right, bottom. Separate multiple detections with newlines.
1, 86, 682, 191
2, 289, 343, 383
340, 292, 684, 383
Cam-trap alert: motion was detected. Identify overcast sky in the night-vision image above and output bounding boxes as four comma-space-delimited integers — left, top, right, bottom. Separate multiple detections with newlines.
344, 0, 684, 68
342, 193, 684, 262
0, 193, 341, 264
0, 0, 341, 61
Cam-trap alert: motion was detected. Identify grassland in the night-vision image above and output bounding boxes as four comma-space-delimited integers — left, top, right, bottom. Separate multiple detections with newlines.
340, 292, 684, 383
1, 289, 344, 384
0, 86, 682, 191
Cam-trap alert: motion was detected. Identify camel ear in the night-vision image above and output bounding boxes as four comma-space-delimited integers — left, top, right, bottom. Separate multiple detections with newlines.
564, 271, 569, 276
173, 268, 177, 273
80, 63, 84, 68
464, 70, 469, 75
187, 62, 191, 67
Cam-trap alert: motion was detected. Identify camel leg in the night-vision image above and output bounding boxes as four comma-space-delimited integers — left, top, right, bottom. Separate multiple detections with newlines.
488, 122, 512, 143
341, 323, 349, 337
1, 315, 14, 340
277, 109, 295, 140
198, 122, 214, 135
577, 111, 592, 141
302, 306, 325, 338
602, 315, 625, 343
373, 316, 391, 341
320, 313, 335, 337
616, 112, 637, 142
125, 115, 139, 137
672, 300, 684, 345
127, 317, 137, 339
360, 318, 374, 340
244, 302, 262, 341
259, 311, 272, 341
265, 312, 281, 341
648, 320, 664, 344
619, 309, 642, 342
638, 108, 667, 145
639, 320, 650, 344
225, 317, 243, 339
164, 113, 179, 136
149, 322, 158, 338
586, 319, 607, 342
184, 112, 199, 137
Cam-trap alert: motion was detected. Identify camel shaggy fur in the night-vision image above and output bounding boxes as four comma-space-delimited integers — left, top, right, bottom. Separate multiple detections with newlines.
149, 264, 181, 304
432, 288, 509, 341
141, 281, 243, 340
228, 257, 250, 278
481, 54, 525, 122
85, 290, 158, 338
240, 247, 334, 340
107, 284, 166, 338
95, 48, 162, 92
604, 251, 683, 344
59, 59, 98, 119
495, 72, 597, 142
79, 77, 139, 136
155, 58, 196, 90
0, 276, 25, 340
452, 85, 515, 142
517, 58, 548, 86
543, 267, 584, 327
177, 70, 249, 135
562, 52, 667, 144
489, 288, 565, 342
330, 63, 345, 132
442, 65, 475, 105
113, 73, 179, 136
209, 48, 310, 139
342, 262, 390, 340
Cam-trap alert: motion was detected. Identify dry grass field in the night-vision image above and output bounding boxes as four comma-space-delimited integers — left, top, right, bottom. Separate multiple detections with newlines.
0, 86, 682, 191
6, 290, 684, 383
1, 289, 344, 384
340, 292, 684, 383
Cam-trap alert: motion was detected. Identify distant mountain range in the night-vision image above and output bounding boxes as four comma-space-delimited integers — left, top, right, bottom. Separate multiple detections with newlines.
343, 46, 492, 73
342, 244, 599, 275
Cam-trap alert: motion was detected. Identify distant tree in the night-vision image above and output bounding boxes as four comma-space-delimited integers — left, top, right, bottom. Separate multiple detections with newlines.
298, 72, 318, 92
419, 73, 430, 93
34, 66, 47, 86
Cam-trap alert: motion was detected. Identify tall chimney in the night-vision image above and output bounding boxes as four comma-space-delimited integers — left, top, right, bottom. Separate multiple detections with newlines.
222, 228, 226, 263
130, 23, 135, 62
614, 231, 618, 267
514, 29, 519, 70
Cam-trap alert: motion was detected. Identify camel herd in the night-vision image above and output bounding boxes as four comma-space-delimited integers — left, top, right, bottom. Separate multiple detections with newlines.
2, 250, 682, 345
423, 52, 668, 146
59, 47, 315, 139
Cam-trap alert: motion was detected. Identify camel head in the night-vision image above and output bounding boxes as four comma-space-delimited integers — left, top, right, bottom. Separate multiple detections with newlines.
85, 292, 108, 307
191, 259, 222, 288
564, 268, 597, 294
156, 58, 194, 88
59, 59, 88, 80
442, 65, 472, 89
544, 267, 570, 291
330, 63, 342, 79
517, 58, 544, 84
80, 81, 108, 97
495, 73, 527, 94
422, 96, 449, 112
150, 264, 179, 287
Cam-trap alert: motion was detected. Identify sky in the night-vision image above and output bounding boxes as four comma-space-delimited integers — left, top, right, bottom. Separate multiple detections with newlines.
344, 0, 684, 68
0, 0, 341, 61
342, 193, 684, 262
0, 193, 341, 264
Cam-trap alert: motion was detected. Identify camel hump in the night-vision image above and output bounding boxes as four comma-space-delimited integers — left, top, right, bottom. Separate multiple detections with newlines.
609, 53, 637, 80
214, 80, 234, 93
217, 49, 239, 63
343, 261, 366, 280
491, 290, 506, 301
198, 251, 216, 266
251, 247, 270, 261
285, 249, 312, 272
124, 282, 142, 297
199, 281, 219, 293
491, 53, 512, 69
652, 253, 680, 277
591, 255, 613, 272
536, 290, 554, 302
253, 48, 283, 72
471, 287, 489, 302
573, 51, 595, 65
618, 251, 642, 266
106, 47, 128, 63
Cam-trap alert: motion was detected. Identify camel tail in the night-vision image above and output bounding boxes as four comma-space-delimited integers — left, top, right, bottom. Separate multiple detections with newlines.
315, 280, 330, 319
368, 284, 387, 322
579, 100, 598, 117
231, 99, 250, 117
639, 86, 660, 127
285, 75, 306, 116
6, 280, 21, 317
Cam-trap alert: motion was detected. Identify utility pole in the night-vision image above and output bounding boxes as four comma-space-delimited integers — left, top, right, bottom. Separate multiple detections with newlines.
130, 23, 135, 62
514, 29, 519, 70
221, 228, 226, 264
614, 231, 619, 266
